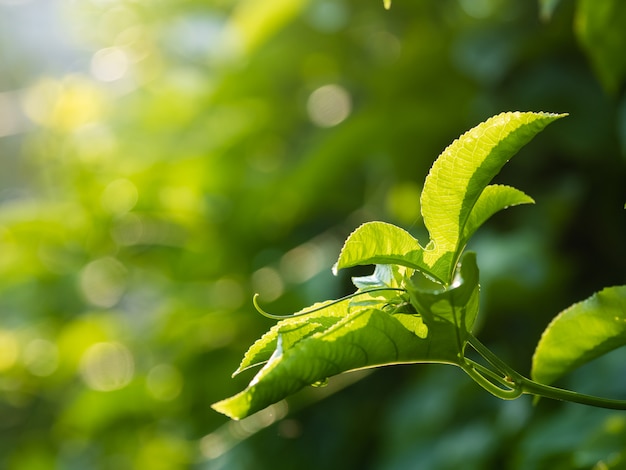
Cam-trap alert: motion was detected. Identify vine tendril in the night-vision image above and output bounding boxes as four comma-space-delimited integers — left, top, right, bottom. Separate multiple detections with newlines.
253, 287, 407, 320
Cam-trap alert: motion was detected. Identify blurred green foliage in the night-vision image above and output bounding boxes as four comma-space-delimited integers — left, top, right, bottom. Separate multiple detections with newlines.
0, 0, 625, 468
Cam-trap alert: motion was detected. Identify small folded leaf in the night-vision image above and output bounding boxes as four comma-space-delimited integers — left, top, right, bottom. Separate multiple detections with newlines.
352, 264, 410, 290
532, 285, 626, 385
408, 251, 480, 335
212, 308, 462, 419
333, 221, 440, 281
420, 111, 565, 280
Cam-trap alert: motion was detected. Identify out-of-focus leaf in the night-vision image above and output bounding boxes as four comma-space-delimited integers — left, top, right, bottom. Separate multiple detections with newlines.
229, 0, 309, 55
420, 111, 565, 281
575, 0, 626, 93
212, 307, 461, 419
531, 285, 626, 385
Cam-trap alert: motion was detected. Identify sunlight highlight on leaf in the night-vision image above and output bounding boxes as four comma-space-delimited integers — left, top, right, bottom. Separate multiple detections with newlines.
212, 308, 461, 419
532, 286, 626, 385
420, 111, 565, 280
333, 221, 439, 281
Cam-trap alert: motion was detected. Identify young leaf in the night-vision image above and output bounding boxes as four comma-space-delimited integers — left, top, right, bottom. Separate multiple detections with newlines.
333, 221, 440, 282
351, 264, 410, 290
408, 251, 480, 336
212, 307, 462, 419
531, 286, 626, 385
420, 111, 565, 281
461, 184, 534, 245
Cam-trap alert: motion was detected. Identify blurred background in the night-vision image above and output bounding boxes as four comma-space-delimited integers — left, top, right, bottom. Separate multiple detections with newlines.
0, 0, 625, 468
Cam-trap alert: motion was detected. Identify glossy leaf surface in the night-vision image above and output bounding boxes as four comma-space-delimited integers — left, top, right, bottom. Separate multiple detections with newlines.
212, 307, 462, 419
532, 286, 626, 385
233, 299, 350, 375
333, 221, 436, 280
420, 111, 564, 281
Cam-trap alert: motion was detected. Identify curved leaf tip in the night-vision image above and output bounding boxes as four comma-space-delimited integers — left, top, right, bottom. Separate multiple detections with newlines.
332, 221, 441, 282
420, 111, 566, 279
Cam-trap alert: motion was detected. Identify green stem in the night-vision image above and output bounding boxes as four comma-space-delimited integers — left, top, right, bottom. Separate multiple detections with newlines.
466, 334, 626, 410
520, 379, 626, 410
462, 359, 521, 400
253, 287, 407, 320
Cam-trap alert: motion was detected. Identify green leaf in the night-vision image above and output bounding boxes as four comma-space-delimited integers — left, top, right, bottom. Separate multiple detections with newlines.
233, 299, 350, 375
531, 286, 626, 385
420, 111, 565, 281
408, 251, 480, 336
462, 184, 534, 245
333, 221, 441, 282
575, 0, 626, 94
352, 264, 409, 290
212, 307, 462, 419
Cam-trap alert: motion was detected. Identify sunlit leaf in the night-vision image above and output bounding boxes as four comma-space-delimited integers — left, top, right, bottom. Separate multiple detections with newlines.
349, 265, 413, 310
333, 221, 439, 281
420, 111, 565, 280
234, 299, 350, 375
531, 286, 626, 385
212, 307, 462, 419
462, 184, 534, 246
352, 264, 409, 290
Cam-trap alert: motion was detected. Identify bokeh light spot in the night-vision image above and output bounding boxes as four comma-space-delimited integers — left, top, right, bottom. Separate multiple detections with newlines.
101, 178, 138, 215
210, 277, 244, 311
385, 181, 423, 225
0, 330, 19, 372
306, 0, 349, 33
280, 242, 325, 283
91, 47, 129, 82
307, 84, 352, 128
80, 342, 134, 391
21, 76, 105, 132
251, 267, 284, 302
23, 339, 59, 377
146, 364, 183, 401
79, 257, 127, 308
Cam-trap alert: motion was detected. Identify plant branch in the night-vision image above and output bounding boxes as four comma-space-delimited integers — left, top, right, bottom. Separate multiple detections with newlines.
462, 359, 522, 400
466, 334, 626, 410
